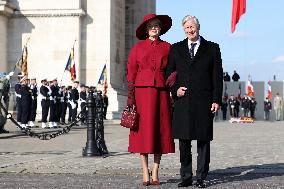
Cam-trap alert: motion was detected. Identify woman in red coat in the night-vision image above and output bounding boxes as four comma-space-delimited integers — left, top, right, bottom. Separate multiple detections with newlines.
127, 13, 175, 186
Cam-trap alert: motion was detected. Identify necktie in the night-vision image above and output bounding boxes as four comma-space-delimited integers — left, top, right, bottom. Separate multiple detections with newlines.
189, 43, 197, 59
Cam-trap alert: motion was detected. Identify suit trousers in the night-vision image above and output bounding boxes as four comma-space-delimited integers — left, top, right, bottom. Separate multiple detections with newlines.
55, 100, 62, 122
61, 102, 67, 123
29, 99, 37, 121
21, 98, 31, 124
49, 101, 56, 122
16, 97, 22, 122
71, 103, 78, 122
41, 100, 49, 123
275, 108, 281, 120
179, 139, 210, 181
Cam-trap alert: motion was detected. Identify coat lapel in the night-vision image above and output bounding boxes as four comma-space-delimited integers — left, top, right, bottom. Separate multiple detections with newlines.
191, 36, 208, 65
177, 39, 191, 68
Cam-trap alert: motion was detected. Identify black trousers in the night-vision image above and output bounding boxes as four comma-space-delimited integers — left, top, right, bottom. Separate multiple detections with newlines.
16, 97, 22, 122
41, 100, 49, 123
68, 103, 72, 122
179, 139, 210, 181
81, 102, 86, 123
61, 102, 67, 123
55, 100, 62, 122
29, 99, 37, 121
49, 101, 56, 122
71, 103, 78, 122
21, 98, 31, 124
222, 110, 227, 120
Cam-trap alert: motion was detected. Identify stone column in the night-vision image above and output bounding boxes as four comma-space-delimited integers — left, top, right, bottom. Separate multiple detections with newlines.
0, 1, 14, 73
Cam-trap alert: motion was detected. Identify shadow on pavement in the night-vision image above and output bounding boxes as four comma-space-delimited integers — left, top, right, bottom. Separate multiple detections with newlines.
167, 163, 284, 187
207, 163, 284, 187
107, 151, 131, 157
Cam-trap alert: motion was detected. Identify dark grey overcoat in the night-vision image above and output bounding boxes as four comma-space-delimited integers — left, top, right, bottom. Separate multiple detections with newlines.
165, 37, 223, 141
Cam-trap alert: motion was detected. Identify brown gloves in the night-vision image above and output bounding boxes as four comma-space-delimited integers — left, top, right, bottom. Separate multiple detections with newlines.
127, 82, 135, 106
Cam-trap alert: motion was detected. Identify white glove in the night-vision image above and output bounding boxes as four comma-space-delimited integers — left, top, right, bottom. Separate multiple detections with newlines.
8, 72, 14, 77
70, 101, 76, 109
5, 75, 10, 80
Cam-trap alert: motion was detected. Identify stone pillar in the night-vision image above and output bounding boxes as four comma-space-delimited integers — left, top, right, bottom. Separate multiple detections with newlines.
251, 81, 265, 120
0, 1, 14, 73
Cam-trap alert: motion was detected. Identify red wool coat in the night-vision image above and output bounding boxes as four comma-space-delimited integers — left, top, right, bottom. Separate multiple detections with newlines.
127, 38, 175, 154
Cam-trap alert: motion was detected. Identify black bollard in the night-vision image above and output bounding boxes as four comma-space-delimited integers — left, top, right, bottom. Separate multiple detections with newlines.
82, 92, 101, 156
95, 90, 108, 155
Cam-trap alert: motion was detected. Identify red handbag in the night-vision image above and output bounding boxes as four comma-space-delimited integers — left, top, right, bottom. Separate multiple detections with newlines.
120, 105, 139, 129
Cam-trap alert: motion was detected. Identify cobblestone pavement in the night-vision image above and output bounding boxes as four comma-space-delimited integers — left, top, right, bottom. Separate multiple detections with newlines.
0, 120, 284, 188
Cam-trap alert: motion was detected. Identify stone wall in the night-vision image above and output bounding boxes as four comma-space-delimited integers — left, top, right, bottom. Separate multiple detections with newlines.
7, 0, 84, 86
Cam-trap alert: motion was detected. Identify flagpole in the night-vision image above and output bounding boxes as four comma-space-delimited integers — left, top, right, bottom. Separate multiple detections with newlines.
59, 39, 77, 87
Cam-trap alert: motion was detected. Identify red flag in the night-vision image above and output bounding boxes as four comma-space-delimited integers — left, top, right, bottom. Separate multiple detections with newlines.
267, 81, 272, 99
231, 0, 246, 33
247, 80, 254, 97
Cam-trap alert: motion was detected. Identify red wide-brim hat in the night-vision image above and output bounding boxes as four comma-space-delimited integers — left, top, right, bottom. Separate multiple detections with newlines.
136, 13, 172, 40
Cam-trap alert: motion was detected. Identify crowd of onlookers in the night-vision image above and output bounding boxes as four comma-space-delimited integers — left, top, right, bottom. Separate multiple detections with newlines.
216, 93, 283, 121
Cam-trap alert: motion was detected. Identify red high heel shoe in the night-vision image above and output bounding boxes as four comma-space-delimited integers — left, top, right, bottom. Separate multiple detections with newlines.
142, 170, 151, 186
143, 181, 150, 186
151, 179, 160, 185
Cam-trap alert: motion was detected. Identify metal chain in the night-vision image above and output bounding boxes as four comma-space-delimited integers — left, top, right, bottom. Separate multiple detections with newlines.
0, 100, 86, 140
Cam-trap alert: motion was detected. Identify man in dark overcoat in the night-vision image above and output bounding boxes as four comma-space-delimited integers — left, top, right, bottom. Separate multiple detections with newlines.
165, 15, 223, 188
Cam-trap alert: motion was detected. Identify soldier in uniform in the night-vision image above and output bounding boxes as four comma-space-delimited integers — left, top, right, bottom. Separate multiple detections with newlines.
60, 86, 68, 125
273, 93, 283, 121
54, 79, 62, 125
234, 97, 240, 118
48, 78, 58, 128
228, 95, 235, 117
264, 97, 272, 121
103, 93, 108, 120
19, 76, 32, 128
40, 78, 50, 129
79, 84, 87, 125
220, 97, 228, 120
15, 73, 23, 125
28, 77, 38, 127
70, 81, 79, 124
249, 97, 257, 119
241, 94, 250, 117
66, 86, 72, 124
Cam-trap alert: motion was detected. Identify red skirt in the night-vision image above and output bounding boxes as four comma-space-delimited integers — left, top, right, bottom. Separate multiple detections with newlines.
128, 87, 175, 154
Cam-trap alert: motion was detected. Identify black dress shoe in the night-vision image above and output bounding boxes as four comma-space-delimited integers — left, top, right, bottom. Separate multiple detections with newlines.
196, 179, 206, 188
178, 179, 193, 187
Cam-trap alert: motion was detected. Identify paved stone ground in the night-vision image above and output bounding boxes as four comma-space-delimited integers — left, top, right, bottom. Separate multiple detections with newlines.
0, 120, 284, 188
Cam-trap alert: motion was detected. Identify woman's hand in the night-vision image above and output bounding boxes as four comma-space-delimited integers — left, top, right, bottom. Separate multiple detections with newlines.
177, 87, 187, 97
211, 103, 219, 113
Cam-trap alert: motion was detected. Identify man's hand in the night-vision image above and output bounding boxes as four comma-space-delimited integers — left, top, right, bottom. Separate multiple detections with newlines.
177, 87, 187, 97
211, 103, 219, 113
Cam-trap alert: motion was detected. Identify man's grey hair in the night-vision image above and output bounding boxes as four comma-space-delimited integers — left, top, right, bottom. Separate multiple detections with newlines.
182, 15, 200, 29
